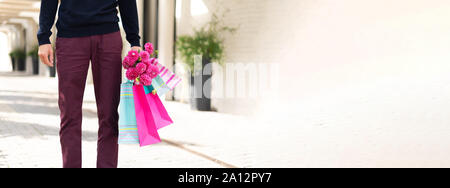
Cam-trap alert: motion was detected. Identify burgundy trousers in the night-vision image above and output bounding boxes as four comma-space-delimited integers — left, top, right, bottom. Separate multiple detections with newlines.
55, 31, 123, 168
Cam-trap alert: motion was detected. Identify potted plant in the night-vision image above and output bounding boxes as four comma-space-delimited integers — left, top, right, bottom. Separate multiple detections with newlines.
12, 49, 26, 71
28, 45, 40, 75
49, 61, 56, 77
48, 46, 56, 77
8, 51, 16, 71
176, 13, 236, 111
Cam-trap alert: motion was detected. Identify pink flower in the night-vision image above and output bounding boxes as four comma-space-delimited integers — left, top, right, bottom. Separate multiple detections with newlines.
127, 60, 136, 68
144, 43, 154, 55
146, 64, 160, 79
139, 74, 153, 86
149, 58, 158, 65
123, 56, 136, 68
136, 63, 147, 75
142, 61, 152, 72
127, 50, 139, 63
126, 67, 139, 81
139, 51, 150, 61
122, 57, 131, 69
141, 55, 151, 66
142, 58, 150, 65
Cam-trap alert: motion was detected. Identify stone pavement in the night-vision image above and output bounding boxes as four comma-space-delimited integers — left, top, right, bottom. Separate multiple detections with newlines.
3, 64, 450, 168
0, 71, 298, 168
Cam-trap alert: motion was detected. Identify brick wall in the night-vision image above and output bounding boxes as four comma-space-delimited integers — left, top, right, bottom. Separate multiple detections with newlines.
172, 0, 450, 167
176, 0, 450, 116
176, 0, 288, 115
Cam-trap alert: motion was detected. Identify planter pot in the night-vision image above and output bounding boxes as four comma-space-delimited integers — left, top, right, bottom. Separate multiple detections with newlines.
16, 58, 26, 71
10, 57, 16, 71
190, 57, 211, 111
31, 56, 39, 75
49, 51, 56, 77
49, 65, 56, 77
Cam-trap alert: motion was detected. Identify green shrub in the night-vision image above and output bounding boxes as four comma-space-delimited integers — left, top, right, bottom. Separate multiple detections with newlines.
27, 45, 39, 58
10, 49, 26, 60
176, 13, 237, 72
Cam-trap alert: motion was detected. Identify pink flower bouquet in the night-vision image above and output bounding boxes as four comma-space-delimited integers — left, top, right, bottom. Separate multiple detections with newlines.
123, 42, 159, 85
119, 42, 176, 147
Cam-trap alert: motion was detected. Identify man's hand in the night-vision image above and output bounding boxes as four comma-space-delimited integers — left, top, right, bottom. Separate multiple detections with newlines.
38, 44, 54, 67
131, 46, 142, 52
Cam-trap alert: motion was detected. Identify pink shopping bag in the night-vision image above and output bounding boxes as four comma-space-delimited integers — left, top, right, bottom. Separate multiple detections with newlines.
133, 85, 173, 147
145, 90, 173, 130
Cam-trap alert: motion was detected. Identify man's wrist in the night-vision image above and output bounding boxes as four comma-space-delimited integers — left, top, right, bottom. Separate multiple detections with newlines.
38, 38, 51, 46
129, 40, 141, 48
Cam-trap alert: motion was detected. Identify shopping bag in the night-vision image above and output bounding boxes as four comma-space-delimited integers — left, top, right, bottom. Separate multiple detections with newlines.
143, 84, 174, 129
118, 81, 139, 144
133, 85, 161, 146
133, 84, 173, 146
150, 76, 171, 97
157, 64, 182, 90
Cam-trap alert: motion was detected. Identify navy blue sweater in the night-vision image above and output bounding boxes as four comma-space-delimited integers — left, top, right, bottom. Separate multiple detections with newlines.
37, 0, 140, 47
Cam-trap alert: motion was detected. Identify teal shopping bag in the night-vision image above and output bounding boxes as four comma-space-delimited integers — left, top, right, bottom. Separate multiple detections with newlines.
149, 76, 171, 97
118, 80, 139, 144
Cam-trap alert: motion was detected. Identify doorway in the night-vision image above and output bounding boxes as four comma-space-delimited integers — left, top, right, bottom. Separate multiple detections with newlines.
0, 32, 12, 72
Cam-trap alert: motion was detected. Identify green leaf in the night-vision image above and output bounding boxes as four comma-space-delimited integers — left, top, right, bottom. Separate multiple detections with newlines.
175, 12, 238, 72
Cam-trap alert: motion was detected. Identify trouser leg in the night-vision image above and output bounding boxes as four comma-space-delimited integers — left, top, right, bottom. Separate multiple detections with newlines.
56, 37, 91, 168
90, 31, 123, 168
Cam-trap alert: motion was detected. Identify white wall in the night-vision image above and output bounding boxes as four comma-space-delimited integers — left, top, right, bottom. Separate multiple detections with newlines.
176, 0, 450, 167
0, 32, 12, 72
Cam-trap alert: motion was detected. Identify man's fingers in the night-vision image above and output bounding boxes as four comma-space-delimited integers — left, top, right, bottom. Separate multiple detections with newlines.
131, 46, 142, 52
39, 52, 48, 65
38, 44, 54, 67
39, 52, 51, 67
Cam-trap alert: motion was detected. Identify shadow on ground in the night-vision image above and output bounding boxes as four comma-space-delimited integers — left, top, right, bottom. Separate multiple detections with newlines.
0, 89, 97, 104
0, 93, 98, 118
0, 119, 177, 148
0, 119, 98, 142
0, 94, 58, 104
0, 72, 39, 77
0, 150, 7, 168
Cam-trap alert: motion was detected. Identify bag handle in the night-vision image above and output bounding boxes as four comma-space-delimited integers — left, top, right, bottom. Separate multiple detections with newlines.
126, 80, 134, 85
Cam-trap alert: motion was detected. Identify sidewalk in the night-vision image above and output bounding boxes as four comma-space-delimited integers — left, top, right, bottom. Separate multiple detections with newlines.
0, 72, 297, 168
2, 67, 450, 168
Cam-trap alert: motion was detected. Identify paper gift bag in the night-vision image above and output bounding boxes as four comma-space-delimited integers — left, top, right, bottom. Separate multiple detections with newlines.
118, 81, 139, 144
133, 85, 161, 146
157, 64, 182, 90
150, 76, 171, 97
143, 84, 173, 130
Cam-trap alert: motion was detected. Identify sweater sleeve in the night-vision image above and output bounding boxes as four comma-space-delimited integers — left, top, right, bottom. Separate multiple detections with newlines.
118, 0, 141, 47
37, 0, 59, 45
